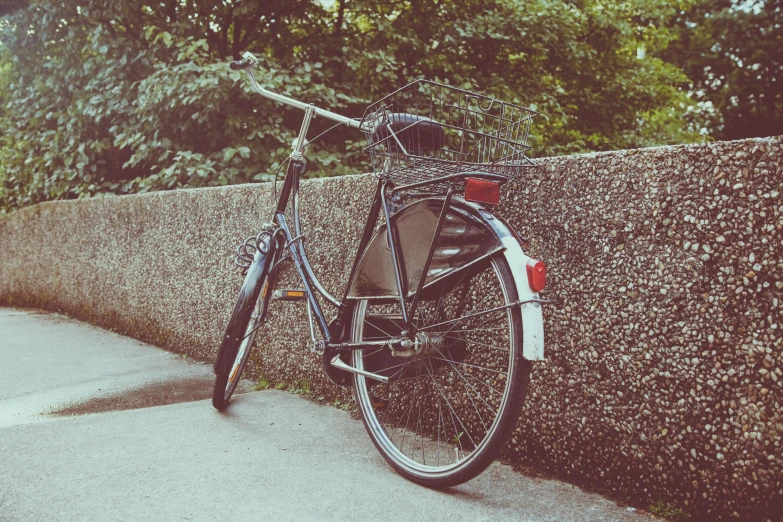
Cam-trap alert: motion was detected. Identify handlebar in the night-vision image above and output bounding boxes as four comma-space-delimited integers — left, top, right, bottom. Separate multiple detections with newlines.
232, 52, 366, 132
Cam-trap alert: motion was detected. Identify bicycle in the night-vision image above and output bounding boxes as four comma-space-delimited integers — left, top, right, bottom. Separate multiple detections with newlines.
212, 52, 553, 488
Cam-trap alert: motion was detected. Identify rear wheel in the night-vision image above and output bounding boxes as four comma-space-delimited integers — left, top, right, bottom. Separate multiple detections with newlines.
350, 254, 530, 487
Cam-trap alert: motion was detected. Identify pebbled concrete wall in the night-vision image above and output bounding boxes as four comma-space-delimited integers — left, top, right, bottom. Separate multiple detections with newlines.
1, 137, 781, 521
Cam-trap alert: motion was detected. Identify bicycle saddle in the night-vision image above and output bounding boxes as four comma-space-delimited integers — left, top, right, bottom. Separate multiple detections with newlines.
371, 113, 445, 155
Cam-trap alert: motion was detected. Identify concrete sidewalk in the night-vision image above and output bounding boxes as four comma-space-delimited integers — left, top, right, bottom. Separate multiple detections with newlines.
0, 308, 651, 521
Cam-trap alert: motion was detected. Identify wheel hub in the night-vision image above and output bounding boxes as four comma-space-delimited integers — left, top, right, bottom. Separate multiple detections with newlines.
415, 331, 445, 355
391, 331, 445, 357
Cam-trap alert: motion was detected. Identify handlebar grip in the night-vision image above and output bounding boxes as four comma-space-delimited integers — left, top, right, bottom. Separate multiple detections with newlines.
230, 59, 250, 71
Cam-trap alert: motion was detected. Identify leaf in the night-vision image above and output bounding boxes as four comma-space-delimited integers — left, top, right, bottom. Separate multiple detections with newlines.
223, 148, 237, 161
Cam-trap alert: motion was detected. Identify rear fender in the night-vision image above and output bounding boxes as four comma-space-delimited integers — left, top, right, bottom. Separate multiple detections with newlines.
461, 202, 546, 361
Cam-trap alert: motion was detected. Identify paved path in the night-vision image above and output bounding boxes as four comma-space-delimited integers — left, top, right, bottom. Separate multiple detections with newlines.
0, 308, 651, 521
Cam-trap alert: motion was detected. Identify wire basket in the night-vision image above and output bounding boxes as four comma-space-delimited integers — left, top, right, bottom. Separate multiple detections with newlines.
361, 80, 537, 193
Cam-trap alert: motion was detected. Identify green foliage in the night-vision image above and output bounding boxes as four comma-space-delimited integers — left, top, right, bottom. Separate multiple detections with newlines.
0, 0, 707, 213
661, 0, 783, 141
332, 397, 359, 415
254, 375, 273, 391
289, 378, 312, 397
648, 500, 690, 520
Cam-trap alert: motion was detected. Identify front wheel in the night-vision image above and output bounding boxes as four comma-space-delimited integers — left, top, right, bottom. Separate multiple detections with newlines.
212, 245, 274, 411
350, 254, 530, 488
211, 278, 269, 410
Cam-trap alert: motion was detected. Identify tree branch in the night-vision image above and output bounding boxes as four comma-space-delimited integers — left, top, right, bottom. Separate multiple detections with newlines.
334, 0, 346, 36
232, 17, 243, 59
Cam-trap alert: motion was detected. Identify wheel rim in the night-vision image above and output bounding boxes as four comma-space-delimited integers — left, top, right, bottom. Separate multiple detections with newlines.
352, 258, 518, 476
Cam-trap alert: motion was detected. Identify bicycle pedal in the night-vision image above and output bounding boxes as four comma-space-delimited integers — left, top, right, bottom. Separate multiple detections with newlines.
272, 289, 308, 302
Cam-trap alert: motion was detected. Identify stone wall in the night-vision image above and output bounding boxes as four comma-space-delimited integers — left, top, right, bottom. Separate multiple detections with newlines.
1, 137, 781, 521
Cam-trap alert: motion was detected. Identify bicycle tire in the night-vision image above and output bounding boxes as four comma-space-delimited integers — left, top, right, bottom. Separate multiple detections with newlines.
211, 279, 268, 410
350, 253, 530, 487
212, 248, 274, 411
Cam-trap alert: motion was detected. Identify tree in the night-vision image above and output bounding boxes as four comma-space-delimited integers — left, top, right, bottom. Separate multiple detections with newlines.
0, 0, 703, 213
661, 0, 783, 140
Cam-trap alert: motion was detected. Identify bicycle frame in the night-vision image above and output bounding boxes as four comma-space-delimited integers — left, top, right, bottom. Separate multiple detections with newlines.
244, 61, 458, 353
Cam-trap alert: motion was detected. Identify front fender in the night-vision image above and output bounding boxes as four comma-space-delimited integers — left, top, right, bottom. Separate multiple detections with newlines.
214, 237, 274, 375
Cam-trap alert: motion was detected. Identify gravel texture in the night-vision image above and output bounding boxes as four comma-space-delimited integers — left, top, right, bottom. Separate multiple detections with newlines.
1, 136, 781, 520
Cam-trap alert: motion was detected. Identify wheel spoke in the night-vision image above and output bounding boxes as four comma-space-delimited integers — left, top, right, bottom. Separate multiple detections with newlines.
424, 362, 477, 450
397, 360, 424, 455
428, 356, 507, 375
445, 335, 510, 353
432, 347, 497, 422
417, 303, 510, 332
440, 310, 506, 338
460, 370, 505, 397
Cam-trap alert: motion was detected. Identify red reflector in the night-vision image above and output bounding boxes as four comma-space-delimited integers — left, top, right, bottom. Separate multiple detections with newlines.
526, 260, 546, 292
464, 177, 500, 205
